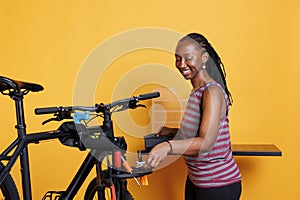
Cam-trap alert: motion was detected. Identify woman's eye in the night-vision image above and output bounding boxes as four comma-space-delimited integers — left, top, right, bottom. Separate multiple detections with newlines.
185, 57, 192, 61
175, 57, 181, 62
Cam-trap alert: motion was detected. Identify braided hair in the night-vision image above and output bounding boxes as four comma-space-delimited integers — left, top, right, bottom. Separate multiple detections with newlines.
179, 33, 233, 105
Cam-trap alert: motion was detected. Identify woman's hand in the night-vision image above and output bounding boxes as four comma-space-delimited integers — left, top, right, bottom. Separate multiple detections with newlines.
146, 141, 171, 168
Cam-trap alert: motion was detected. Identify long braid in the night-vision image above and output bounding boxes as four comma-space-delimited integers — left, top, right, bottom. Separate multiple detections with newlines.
181, 33, 233, 105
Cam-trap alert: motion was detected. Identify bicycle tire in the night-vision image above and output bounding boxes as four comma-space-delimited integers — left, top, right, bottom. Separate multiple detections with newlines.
0, 162, 20, 200
84, 175, 134, 200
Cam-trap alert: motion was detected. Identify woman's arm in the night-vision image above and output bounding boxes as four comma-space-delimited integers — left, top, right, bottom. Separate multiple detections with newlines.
147, 86, 226, 168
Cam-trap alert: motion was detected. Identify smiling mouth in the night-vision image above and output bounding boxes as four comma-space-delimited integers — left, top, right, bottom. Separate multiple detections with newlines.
181, 69, 192, 76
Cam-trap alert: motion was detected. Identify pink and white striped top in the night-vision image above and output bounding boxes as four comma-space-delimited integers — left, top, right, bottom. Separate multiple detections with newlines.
180, 82, 241, 188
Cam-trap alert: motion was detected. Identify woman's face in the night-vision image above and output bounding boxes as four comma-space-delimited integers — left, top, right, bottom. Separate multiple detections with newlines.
175, 40, 205, 80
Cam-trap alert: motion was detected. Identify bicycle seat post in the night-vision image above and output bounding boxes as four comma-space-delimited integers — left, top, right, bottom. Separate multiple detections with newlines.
11, 92, 27, 136
10, 91, 33, 200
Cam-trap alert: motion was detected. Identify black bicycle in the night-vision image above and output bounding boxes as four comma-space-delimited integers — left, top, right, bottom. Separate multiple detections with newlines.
0, 76, 160, 200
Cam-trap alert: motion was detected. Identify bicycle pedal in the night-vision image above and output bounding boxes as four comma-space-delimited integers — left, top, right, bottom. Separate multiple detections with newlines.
42, 191, 64, 200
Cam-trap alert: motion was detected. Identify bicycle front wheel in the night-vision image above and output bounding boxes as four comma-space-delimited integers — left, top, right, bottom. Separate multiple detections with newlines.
84, 177, 114, 200
84, 176, 133, 200
0, 162, 20, 200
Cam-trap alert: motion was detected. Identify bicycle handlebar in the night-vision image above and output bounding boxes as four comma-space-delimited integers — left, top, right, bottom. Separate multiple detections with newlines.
35, 107, 61, 115
137, 92, 160, 100
34, 106, 98, 115
34, 92, 160, 115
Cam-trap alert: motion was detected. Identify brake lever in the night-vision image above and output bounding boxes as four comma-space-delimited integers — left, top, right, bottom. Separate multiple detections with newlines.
42, 118, 56, 125
136, 104, 146, 108
128, 103, 146, 109
41, 112, 73, 125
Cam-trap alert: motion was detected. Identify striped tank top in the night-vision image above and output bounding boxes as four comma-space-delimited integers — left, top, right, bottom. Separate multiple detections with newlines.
180, 82, 241, 188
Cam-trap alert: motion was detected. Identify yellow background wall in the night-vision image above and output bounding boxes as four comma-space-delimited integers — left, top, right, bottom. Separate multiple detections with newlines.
0, 0, 299, 199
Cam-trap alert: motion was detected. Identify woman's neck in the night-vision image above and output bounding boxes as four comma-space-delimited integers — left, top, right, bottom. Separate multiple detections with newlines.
191, 69, 214, 91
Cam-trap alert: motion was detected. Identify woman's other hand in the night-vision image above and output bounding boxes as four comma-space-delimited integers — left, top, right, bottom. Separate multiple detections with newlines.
146, 141, 171, 168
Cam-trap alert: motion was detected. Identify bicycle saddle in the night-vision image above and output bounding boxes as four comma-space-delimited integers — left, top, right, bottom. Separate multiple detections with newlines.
0, 76, 44, 92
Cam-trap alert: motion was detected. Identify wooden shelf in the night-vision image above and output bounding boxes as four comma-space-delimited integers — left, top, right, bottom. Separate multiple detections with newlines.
232, 144, 282, 156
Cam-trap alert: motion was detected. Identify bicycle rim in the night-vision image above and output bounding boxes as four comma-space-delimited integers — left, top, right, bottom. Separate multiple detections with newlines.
0, 183, 16, 200
0, 163, 20, 200
84, 178, 114, 200
0, 176, 20, 200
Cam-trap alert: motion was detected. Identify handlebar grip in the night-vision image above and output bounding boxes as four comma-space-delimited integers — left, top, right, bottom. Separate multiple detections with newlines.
138, 92, 160, 100
35, 107, 59, 115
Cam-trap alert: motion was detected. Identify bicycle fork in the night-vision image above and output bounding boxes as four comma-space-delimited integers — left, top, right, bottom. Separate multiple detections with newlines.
95, 158, 117, 200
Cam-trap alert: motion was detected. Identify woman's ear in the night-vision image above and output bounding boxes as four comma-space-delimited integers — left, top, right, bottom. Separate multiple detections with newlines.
202, 52, 209, 63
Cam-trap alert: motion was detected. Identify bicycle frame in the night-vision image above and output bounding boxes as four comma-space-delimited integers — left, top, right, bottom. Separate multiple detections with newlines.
0, 76, 158, 200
